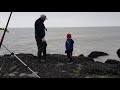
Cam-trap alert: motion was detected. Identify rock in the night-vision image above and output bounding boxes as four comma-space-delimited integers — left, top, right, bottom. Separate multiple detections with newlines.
19, 73, 27, 77
8, 73, 16, 77
1, 53, 120, 78
79, 54, 84, 57
88, 51, 109, 58
78, 54, 94, 62
105, 59, 120, 64
117, 48, 120, 58
4, 54, 12, 57
86, 57, 94, 62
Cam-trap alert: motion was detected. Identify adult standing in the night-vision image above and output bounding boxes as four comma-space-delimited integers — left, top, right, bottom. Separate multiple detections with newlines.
35, 14, 47, 62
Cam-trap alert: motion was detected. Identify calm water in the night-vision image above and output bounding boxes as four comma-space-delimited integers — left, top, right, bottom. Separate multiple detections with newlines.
0, 27, 120, 62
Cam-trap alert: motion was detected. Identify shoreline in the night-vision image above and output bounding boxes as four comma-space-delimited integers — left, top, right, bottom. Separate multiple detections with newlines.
0, 53, 120, 78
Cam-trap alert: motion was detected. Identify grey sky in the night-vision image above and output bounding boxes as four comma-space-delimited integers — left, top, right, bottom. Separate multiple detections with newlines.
0, 12, 120, 28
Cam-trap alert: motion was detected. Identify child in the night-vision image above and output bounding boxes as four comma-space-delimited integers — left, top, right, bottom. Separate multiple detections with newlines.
65, 33, 74, 64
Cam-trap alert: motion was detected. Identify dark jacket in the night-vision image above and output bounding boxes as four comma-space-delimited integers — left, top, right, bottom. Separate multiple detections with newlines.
65, 38, 74, 51
35, 18, 46, 39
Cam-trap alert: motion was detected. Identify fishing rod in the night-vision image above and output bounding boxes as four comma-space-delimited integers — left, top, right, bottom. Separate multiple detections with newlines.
0, 12, 40, 78
0, 12, 12, 48
2, 44, 40, 78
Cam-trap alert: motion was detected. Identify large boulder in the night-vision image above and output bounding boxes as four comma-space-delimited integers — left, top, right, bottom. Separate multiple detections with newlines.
105, 59, 120, 65
117, 48, 120, 58
88, 51, 108, 58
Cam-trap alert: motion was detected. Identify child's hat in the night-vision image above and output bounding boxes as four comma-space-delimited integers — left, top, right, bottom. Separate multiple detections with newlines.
67, 33, 72, 38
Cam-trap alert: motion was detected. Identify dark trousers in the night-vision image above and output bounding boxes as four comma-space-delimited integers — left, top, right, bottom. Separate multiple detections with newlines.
66, 50, 73, 61
35, 38, 47, 59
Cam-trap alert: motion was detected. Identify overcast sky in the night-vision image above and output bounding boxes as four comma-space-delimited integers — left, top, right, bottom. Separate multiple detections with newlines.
0, 12, 120, 28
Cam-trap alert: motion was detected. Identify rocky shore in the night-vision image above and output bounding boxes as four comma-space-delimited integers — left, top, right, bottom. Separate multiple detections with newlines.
0, 51, 120, 78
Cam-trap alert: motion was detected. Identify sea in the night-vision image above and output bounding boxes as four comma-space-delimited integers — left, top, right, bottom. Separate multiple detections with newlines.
0, 27, 120, 63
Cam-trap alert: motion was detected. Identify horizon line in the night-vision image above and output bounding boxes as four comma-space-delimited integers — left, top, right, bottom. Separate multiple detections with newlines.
4, 26, 120, 28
